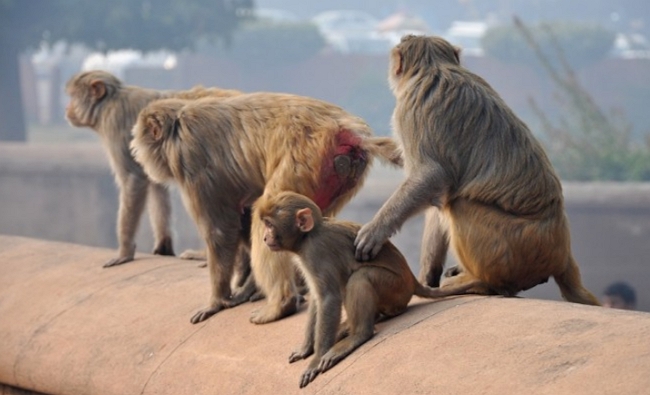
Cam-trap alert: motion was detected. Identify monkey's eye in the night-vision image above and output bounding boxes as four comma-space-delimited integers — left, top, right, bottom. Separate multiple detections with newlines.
263, 219, 272, 228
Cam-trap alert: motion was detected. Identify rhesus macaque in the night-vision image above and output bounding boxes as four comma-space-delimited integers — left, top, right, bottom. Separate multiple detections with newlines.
65, 70, 242, 267
131, 94, 403, 324
260, 192, 474, 388
355, 35, 600, 306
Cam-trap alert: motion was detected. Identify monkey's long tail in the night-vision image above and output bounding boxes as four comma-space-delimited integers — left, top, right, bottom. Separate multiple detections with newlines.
554, 256, 601, 306
363, 137, 403, 168
413, 280, 480, 299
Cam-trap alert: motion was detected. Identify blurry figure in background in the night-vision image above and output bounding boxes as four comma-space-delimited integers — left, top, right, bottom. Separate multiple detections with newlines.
602, 281, 637, 310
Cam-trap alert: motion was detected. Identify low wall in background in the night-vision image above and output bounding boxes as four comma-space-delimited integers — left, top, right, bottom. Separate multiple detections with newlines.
1, 142, 650, 310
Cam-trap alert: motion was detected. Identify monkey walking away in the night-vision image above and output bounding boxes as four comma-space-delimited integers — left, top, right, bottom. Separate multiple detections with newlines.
260, 192, 474, 388
355, 35, 600, 305
65, 70, 242, 267
131, 93, 402, 324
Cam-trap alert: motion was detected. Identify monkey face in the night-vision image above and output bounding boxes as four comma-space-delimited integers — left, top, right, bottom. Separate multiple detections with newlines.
64, 71, 117, 129
262, 219, 283, 251
65, 84, 99, 128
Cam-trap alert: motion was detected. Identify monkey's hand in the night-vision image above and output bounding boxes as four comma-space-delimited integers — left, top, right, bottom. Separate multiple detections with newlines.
103, 255, 134, 268
190, 304, 225, 324
354, 221, 389, 261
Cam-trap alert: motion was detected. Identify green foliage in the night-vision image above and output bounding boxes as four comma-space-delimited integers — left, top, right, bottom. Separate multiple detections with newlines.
224, 22, 326, 68
1, 0, 252, 52
483, 21, 616, 69
513, 17, 650, 181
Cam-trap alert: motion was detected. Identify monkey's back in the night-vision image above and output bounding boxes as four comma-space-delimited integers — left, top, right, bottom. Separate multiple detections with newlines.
323, 219, 417, 303
182, 93, 375, 212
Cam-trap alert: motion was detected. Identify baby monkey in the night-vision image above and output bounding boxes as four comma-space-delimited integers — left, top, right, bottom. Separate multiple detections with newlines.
259, 192, 476, 388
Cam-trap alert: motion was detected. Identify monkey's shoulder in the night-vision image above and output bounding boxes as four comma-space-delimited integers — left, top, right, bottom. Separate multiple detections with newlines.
322, 219, 360, 238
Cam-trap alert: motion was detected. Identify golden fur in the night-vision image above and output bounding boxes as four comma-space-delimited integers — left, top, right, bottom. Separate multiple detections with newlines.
131, 92, 402, 324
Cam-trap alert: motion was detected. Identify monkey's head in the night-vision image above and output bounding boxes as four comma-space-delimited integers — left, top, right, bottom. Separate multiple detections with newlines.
388, 35, 461, 93
259, 192, 323, 253
65, 70, 122, 129
130, 99, 186, 183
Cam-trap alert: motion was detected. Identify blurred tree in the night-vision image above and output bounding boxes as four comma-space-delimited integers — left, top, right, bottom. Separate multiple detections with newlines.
211, 21, 325, 69
0, 0, 252, 141
482, 21, 616, 71
513, 16, 650, 181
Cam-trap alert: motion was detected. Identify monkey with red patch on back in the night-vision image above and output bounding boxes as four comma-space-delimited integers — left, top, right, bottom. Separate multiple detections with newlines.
259, 192, 474, 388
131, 93, 403, 325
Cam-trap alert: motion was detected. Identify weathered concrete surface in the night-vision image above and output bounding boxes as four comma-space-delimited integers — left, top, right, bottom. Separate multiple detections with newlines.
0, 235, 649, 395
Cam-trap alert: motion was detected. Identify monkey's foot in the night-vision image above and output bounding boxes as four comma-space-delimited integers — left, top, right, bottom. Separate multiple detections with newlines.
103, 255, 134, 268
289, 346, 314, 363
318, 350, 345, 373
179, 249, 207, 261
152, 236, 175, 256
224, 281, 258, 308
249, 296, 299, 324
299, 366, 321, 388
190, 304, 225, 324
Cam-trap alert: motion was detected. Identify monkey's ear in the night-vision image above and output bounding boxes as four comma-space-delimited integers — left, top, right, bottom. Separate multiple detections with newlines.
296, 208, 314, 233
145, 117, 164, 141
89, 80, 106, 100
453, 46, 462, 64
391, 48, 403, 76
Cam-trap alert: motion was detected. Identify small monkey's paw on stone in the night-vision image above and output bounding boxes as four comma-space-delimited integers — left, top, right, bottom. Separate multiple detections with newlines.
103, 255, 134, 268
190, 305, 224, 324
299, 367, 321, 388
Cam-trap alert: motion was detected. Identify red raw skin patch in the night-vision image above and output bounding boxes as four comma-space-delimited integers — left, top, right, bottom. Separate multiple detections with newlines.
313, 129, 367, 210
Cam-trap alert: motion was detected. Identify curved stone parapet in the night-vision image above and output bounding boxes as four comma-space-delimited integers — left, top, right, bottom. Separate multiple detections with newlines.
0, 235, 648, 395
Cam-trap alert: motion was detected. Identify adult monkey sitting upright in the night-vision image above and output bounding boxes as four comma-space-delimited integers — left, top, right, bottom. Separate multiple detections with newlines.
355, 35, 600, 305
131, 94, 403, 324
65, 70, 242, 267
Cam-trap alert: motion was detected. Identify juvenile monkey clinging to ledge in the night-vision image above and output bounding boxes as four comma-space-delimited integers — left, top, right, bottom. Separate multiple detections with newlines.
260, 192, 474, 388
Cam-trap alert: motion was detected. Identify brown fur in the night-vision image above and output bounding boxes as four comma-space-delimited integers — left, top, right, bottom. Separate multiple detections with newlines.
259, 192, 474, 388
355, 35, 600, 306
130, 93, 402, 324
65, 70, 242, 267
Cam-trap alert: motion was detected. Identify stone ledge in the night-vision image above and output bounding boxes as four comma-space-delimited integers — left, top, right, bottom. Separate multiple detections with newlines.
0, 235, 648, 395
